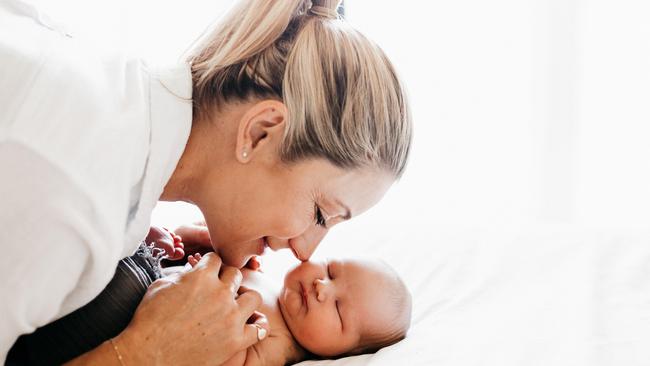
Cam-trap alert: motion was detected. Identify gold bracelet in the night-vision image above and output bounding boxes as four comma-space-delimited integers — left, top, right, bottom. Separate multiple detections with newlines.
109, 338, 126, 366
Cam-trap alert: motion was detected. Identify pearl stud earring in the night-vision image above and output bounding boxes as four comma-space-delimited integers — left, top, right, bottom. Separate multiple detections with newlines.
242, 151, 248, 158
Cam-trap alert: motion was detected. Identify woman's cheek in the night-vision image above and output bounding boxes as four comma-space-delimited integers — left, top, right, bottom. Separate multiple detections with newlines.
272, 211, 311, 239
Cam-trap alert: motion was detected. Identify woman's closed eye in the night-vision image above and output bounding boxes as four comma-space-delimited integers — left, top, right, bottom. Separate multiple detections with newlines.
314, 204, 326, 227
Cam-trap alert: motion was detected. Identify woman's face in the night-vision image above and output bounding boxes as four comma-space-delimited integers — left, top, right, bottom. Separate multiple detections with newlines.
181, 100, 395, 268
201, 158, 393, 268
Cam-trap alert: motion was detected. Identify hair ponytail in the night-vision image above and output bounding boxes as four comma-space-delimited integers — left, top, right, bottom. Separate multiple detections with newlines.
187, 0, 306, 109
187, 0, 412, 178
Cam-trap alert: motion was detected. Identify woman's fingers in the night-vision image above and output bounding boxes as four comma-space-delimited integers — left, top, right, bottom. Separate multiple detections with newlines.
170, 247, 185, 260
219, 266, 243, 294
236, 287, 262, 318
193, 252, 222, 273
125, 251, 270, 365
244, 322, 268, 344
236, 290, 269, 344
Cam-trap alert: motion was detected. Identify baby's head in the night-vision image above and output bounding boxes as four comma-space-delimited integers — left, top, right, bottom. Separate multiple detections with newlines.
278, 258, 411, 357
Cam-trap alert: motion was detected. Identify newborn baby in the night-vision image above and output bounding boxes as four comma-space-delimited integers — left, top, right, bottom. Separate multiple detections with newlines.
186, 253, 412, 365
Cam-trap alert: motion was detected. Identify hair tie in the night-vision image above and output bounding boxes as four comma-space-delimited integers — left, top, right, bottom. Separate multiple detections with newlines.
309, 5, 338, 19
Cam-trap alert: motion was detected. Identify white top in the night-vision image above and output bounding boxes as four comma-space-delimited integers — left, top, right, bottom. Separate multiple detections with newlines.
0, 0, 193, 360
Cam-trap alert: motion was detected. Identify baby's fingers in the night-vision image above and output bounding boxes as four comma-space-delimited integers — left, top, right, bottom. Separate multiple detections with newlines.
187, 253, 202, 267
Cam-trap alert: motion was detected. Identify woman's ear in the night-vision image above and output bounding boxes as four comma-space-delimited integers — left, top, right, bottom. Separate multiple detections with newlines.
235, 100, 288, 163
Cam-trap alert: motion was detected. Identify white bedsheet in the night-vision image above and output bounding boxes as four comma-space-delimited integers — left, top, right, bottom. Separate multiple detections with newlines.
153, 204, 650, 366
262, 225, 650, 366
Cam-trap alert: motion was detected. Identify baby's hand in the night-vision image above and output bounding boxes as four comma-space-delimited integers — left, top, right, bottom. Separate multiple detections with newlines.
145, 226, 185, 260
187, 253, 202, 267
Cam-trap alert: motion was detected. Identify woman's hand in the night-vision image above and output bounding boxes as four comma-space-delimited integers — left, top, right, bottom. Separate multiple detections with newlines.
176, 221, 262, 270
114, 252, 270, 365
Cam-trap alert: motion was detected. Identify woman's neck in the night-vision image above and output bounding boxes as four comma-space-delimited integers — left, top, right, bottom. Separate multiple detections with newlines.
160, 119, 216, 203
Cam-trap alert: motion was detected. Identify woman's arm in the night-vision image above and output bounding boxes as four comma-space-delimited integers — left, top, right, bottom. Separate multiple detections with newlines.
0, 144, 97, 361
1, 146, 269, 364
64, 339, 124, 366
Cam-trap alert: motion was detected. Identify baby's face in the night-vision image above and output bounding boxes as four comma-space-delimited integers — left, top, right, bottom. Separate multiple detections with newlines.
278, 259, 400, 356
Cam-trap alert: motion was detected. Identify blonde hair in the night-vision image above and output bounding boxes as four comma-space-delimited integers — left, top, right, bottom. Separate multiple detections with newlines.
187, 0, 412, 177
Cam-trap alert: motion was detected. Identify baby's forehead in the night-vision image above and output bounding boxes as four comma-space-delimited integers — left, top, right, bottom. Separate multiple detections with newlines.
335, 262, 400, 305
336, 258, 394, 281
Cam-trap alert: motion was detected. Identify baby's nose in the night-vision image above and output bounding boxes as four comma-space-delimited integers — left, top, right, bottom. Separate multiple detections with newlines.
314, 278, 330, 302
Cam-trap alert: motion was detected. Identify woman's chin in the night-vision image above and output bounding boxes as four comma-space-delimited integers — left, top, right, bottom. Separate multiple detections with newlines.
215, 249, 246, 268
216, 239, 266, 268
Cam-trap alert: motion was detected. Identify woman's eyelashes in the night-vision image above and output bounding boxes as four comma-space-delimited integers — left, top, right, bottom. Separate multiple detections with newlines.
314, 204, 326, 227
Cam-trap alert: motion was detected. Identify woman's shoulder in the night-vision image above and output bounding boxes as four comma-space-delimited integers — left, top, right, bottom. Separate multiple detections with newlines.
1, 1, 149, 117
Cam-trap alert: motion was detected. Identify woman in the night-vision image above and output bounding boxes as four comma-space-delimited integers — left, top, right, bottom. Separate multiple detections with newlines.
0, 0, 412, 364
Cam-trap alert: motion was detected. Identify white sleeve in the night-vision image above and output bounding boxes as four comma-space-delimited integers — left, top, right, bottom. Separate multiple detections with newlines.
0, 141, 100, 362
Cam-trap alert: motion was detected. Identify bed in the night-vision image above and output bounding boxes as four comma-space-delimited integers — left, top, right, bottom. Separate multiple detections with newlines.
253, 223, 650, 366
151, 201, 650, 366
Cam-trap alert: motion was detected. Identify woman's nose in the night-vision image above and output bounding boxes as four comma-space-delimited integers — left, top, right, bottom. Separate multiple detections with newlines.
314, 278, 332, 302
290, 225, 327, 261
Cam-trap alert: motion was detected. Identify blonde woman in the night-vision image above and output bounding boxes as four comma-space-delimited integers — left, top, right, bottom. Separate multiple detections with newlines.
0, 0, 411, 364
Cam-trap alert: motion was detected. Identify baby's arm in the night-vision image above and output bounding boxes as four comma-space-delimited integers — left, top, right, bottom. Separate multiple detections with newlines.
221, 334, 304, 366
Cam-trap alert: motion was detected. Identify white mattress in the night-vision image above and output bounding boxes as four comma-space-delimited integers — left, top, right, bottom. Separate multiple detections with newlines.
259, 225, 650, 366
152, 204, 650, 366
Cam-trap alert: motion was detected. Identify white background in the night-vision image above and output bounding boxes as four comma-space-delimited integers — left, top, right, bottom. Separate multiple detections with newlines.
32, 0, 650, 239
25, 1, 650, 365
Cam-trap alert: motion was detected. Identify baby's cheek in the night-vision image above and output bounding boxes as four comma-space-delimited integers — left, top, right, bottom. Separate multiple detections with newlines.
295, 313, 339, 350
